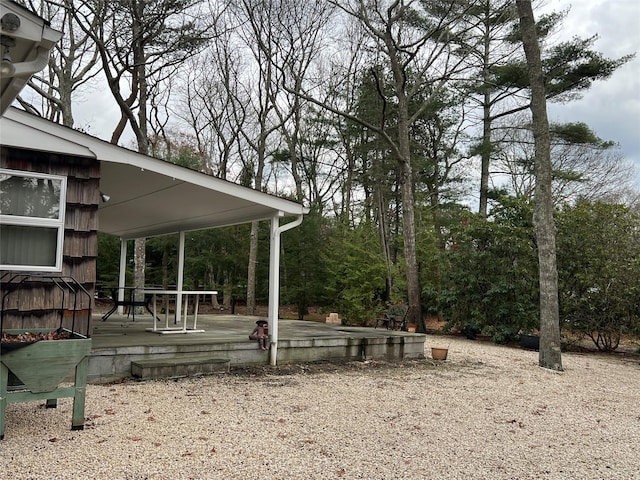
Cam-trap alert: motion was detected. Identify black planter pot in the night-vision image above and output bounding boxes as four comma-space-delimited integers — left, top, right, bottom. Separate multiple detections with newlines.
519, 334, 540, 351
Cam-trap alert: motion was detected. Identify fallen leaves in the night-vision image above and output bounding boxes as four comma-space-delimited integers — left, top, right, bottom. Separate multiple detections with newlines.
2, 330, 72, 343
506, 419, 525, 429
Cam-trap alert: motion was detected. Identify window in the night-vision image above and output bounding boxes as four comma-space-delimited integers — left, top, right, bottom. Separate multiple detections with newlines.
0, 168, 67, 271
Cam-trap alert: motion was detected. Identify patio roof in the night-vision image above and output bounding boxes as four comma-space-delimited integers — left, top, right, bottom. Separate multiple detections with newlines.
1, 107, 308, 239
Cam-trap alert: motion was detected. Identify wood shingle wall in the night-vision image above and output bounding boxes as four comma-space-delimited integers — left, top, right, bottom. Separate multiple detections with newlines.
1, 146, 100, 336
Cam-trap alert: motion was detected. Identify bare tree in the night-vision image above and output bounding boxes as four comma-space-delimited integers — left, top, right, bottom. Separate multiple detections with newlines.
263, 0, 334, 203
72, 0, 213, 303
516, 0, 562, 371
72, 0, 212, 152
231, 0, 286, 314
495, 117, 638, 205
176, 9, 249, 179
226, 0, 332, 314
288, 0, 479, 331
18, 0, 100, 126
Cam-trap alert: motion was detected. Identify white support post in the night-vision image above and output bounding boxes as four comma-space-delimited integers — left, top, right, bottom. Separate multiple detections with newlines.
268, 216, 280, 366
176, 231, 185, 324
268, 213, 304, 366
117, 239, 127, 315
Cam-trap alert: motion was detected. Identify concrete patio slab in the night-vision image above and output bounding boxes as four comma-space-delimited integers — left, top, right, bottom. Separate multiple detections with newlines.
89, 313, 426, 383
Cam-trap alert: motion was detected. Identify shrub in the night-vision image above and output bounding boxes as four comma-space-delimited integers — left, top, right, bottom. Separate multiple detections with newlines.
437, 198, 539, 343
556, 202, 640, 351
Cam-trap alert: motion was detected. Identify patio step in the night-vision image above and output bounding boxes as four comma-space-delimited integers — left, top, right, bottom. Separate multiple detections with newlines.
131, 356, 230, 379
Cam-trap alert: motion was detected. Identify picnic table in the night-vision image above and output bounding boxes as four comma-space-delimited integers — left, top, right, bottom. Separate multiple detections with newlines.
143, 289, 218, 334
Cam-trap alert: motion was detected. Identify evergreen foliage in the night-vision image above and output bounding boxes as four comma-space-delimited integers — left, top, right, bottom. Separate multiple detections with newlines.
556, 202, 640, 351
322, 220, 393, 325
36, 0, 638, 348
437, 197, 539, 343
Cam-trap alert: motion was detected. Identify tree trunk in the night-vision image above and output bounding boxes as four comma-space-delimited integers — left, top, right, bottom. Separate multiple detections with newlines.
133, 237, 146, 314
399, 163, 423, 332
479, 92, 492, 217
396, 89, 423, 332
375, 184, 393, 302
516, 0, 563, 371
478, 7, 492, 217
131, 0, 149, 309
386, 26, 423, 332
246, 220, 259, 315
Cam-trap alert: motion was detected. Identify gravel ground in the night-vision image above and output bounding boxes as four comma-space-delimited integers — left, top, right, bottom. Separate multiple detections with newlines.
2, 337, 639, 480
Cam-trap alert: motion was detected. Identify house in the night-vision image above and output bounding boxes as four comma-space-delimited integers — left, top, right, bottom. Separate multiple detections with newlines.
1, 107, 308, 363
0, 0, 307, 365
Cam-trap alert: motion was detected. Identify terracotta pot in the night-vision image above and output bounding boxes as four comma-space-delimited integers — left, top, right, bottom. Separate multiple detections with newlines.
431, 347, 448, 360
407, 323, 417, 333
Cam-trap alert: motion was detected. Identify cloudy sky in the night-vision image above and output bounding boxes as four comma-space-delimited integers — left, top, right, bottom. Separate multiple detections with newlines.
73, 0, 640, 188
542, 0, 640, 187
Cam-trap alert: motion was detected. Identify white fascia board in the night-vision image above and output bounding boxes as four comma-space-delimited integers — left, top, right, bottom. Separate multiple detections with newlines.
0, 115, 95, 158
4, 108, 309, 217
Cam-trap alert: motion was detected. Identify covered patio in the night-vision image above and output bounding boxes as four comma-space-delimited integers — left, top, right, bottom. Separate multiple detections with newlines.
1, 109, 427, 381
2, 107, 310, 366
2, 107, 428, 379
89, 312, 427, 383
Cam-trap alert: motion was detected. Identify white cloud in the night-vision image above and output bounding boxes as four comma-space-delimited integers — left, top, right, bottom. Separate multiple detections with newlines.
543, 0, 640, 187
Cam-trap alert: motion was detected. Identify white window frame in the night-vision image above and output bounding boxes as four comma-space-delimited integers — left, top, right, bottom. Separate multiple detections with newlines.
0, 168, 67, 272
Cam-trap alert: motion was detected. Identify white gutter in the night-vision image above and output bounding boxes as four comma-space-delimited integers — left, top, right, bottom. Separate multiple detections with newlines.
268, 213, 304, 366
11, 43, 55, 76
0, 0, 62, 114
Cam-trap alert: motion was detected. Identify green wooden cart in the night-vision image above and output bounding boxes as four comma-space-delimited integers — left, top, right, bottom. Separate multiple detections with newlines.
1, 330, 91, 439
0, 274, 92, 440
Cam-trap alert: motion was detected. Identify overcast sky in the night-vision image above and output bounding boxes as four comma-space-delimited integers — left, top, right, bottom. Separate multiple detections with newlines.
542, 0, 640, 187
73, 0, 640, 188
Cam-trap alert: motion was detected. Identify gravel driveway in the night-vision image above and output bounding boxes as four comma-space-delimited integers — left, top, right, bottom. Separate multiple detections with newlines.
2, 337, 639, 480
